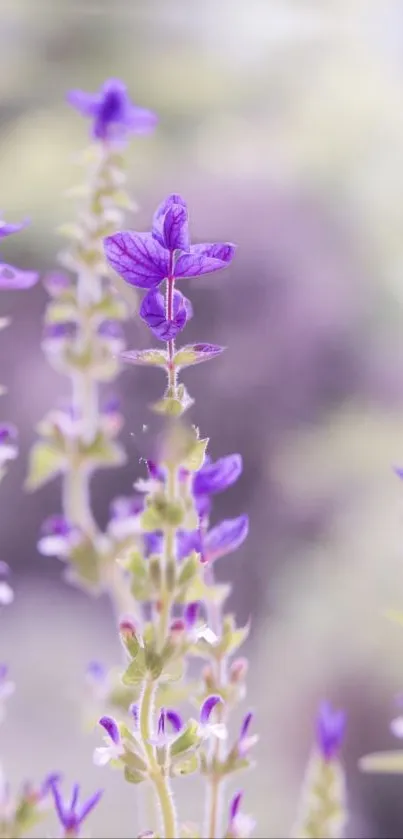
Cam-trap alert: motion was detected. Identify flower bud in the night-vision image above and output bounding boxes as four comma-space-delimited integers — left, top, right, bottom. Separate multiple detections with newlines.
229, 657, 249, 684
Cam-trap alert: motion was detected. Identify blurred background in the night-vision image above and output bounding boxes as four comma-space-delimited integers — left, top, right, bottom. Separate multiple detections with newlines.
3, 0, 403, 835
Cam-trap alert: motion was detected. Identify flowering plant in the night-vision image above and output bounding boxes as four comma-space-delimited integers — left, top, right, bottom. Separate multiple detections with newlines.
0, 78, 354, 839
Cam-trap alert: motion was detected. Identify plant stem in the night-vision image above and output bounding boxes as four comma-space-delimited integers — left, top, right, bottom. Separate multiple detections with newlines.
204, 565, 227, 839
139, 680, 178, 838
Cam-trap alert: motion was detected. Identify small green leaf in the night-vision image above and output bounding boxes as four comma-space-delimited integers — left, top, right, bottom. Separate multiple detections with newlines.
45, 300, 78, 324
145, 651, 163, 680
124, 766, 147, 784
122, 348, 168, 367
160, 658, 184, 684
171, 752, 199, 777
90, 295, 127, 322
25, 442, 65, 491
174, 343, 225, 369
81, 434, 126, 468
182, 437, 209, 472
69, 539, 102, 586
178, 552, 199, 587
170, 719, 201, 757
122, 651, 147, 685
151, 396, 185, 417
359, 751, 403, 773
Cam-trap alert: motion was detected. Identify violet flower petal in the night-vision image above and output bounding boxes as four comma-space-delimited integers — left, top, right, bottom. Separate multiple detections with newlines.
184, 601, 200, 629
200, 695, 222, 726
230, 791, 243, 823
0, 264, 38, 290
166, 710, 183, 733
77, 789, 103, 825
163, 204, 190, 252
193, 454, 242, 496
140, 288, 192, 341
104, 231, 169, 289
0, 218, 29, 239
316, 701, 346, 761
67, 89, 100, 116
152, 194, 188, 247
99, 715, 120, 745
204, 515, 249, 563
174, 243, 236, 278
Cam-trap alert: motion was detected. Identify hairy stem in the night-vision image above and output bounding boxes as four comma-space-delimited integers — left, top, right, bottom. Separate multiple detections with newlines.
139, 680, 178, 838
205, 565, 227, 839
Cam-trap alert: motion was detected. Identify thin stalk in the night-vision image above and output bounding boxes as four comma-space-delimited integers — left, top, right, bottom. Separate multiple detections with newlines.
139, 680, 178, 838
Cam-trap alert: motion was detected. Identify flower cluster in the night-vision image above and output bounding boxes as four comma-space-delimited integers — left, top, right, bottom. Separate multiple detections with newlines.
27, 80, 157, 597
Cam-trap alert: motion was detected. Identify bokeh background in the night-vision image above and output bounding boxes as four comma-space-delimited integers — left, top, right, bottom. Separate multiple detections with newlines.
3, 0, 403, 835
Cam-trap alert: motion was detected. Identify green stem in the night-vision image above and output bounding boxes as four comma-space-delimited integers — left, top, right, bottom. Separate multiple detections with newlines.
140, 680, 178, 838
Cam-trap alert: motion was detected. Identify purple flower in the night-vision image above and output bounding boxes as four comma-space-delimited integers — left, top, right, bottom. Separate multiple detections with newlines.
199, 696, 227, 741
202, 514, 249, 564
103, 193, 236, 290
0, 423, 18, 465
193, 453, 242, 497
177, 528, 202, 561
43, 272, 71, 297
143, 531, 163, 557
42, 322, 77, 348
0, 264, 38, 290
228, 792, 256, 838
237, 712, 258, 757
108, 495, 144, 540
94, 716, 124, 766
67, 78, 157, 142
50, 778, 103, 835
184, 601, 200, 630
0, 562, 13, 607
148, 708, 184, 748
0, 218, 28, 239
316, 701, 346, 761
139, 288, 193, 341
37, 516, 81, 557
97, 319, 125, 351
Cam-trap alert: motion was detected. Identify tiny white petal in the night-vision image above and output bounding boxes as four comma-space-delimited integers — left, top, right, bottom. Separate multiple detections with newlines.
196, 625, 218, 645
93, 747, 112, 766
108, 517, 141, 541
0, 444, 17, 464
233, 813, 256, 838
0, 582, 13, 605
208, 723, 228, 741
37, 535, 70, 557
391, 716, 403, 738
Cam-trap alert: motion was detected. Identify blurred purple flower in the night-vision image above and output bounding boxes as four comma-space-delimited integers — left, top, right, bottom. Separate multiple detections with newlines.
0, 423, 18, 466
37, 516, 81, 557
0, 563, 13, 607
107, 495, 144, 540
139, 288, 193, 341
103, 193, 235, 290
0, 264, 38, 290
202, 515, 249, 564
193, 453, 242, 496
316, 701, 346, 761
43, 272, 71, 297
0, 218, 28, 239
228, 791, 256, 838
50, 778, 103, 835
67, 78, 157, 142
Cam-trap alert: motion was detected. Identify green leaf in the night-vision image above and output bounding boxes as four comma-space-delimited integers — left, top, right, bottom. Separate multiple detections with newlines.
384, 609, 403, 627
122, 651, 147, 685
90, 295, 127, 322
123, 766, 147, 784
145, 651, 163, 680
178, 552, 199, 587
45, 300, 78, 324
174, 343, 225, 369
359, 751, 403, 773
170, 720, 201, 757
182, 437, 209, 472
151, 396, 186, 417
25, 442, 65, 491
171, 752, 199, 777
69, 539, 102, 586
160, 658, 184, 683
121, 348, 168, 367
81, 434, 126, 468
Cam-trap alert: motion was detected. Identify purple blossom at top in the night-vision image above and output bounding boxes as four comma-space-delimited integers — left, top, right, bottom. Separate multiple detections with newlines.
316, 701, 346, 761
50, 778, 103, 836
67, 78, 157, 142
139, 287, 193, 341
193, 453, 242, 498
103, 193, 236, 290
